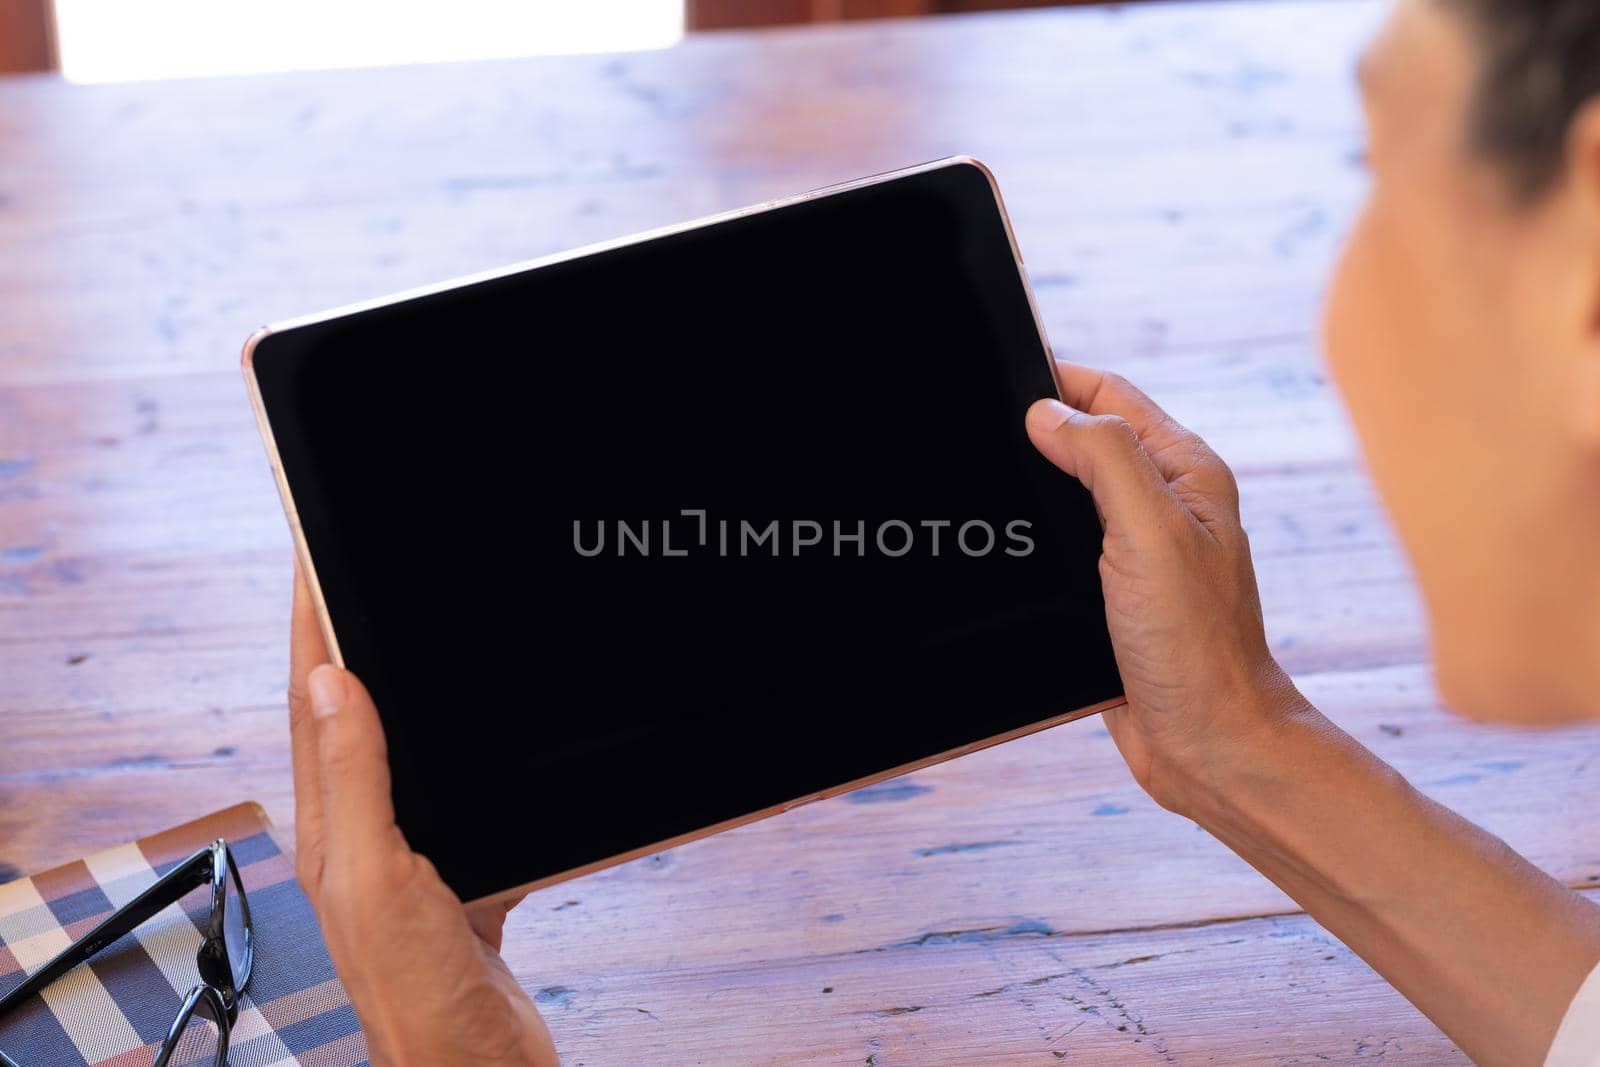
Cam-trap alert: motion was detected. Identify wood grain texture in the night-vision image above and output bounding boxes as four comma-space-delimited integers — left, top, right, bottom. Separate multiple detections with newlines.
4, 1, 1597, 1062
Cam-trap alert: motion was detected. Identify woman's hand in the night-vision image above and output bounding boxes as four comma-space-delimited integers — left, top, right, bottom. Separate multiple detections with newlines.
1024, 361, 1310, 816
1027, 361, 1600, 1067
288, 568, 560, 1067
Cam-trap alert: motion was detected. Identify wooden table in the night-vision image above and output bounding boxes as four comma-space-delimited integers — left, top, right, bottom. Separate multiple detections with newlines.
5, 1, 1599, 1061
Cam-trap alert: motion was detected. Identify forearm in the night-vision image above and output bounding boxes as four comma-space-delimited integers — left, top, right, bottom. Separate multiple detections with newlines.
1179, 687, 1600, 1067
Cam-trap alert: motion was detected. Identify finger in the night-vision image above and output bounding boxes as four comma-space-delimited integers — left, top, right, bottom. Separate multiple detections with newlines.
289, 566, 328, 864
1052, 361, 1206, 480
1025, 398, 1185, 532
307, 664, 403, 869
1052, 361, 1173, 431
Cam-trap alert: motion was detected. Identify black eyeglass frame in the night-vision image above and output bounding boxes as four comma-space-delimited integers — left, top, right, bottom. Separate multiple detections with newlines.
0, 839, 254, 1067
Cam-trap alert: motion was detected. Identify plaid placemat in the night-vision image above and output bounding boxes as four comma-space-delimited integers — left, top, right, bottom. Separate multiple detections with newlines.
0, 803, 367, 1067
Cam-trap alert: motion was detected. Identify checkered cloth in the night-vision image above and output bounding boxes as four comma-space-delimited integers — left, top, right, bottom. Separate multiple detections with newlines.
0, 804, 368, 1067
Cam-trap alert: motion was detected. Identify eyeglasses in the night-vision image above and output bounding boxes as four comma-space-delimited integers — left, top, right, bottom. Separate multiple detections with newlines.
0, 839, 254, 1067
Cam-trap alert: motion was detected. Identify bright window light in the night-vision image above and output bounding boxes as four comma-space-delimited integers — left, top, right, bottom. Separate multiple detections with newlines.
54, 0, 684, 84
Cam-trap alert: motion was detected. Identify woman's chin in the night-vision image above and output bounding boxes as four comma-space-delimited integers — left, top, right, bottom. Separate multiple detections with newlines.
1433, 640, 1599, 728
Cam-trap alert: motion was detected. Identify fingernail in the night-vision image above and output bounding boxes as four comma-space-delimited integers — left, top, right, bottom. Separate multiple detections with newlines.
308, 665, 346, 720
1027, 398, 1074, 433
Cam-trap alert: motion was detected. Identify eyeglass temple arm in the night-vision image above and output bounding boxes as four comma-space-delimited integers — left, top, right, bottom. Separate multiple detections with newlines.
0, 847, 213, 1020
150, 985, 230, 1067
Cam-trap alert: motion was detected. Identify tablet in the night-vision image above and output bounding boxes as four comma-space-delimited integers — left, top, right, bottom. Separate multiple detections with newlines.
243, 157, 1124, 905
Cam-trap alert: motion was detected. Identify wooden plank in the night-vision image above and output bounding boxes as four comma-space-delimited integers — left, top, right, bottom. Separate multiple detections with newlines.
8, 657, 1600, 970
480, 661, 1600, 978
0, 758, 294, 885
4, 662, 1594, 1058
0, 0, 56, 74
687, 0, 1120, 31
0, 1, 1375, 386
687, 0, 816, 30
508, 901, 1482, 1064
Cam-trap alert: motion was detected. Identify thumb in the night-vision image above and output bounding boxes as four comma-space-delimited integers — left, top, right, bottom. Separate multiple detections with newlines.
306, 664, 403, 864
1025, 398, 1177, 529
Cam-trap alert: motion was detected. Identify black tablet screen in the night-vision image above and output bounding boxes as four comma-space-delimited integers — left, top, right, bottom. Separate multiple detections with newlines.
248, 160, 1122, 902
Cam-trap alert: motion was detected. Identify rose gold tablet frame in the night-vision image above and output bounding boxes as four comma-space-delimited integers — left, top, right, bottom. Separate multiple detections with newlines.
241, 155, 1128, 906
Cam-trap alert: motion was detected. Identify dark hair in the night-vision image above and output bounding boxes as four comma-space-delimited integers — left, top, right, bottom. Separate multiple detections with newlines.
1443, 0, 1600, 196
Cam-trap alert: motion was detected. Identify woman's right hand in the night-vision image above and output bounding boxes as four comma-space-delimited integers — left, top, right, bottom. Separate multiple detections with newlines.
1024, 361, 1312, 816
289, 569, 560, 1067
1025, 363, 1600, 1067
